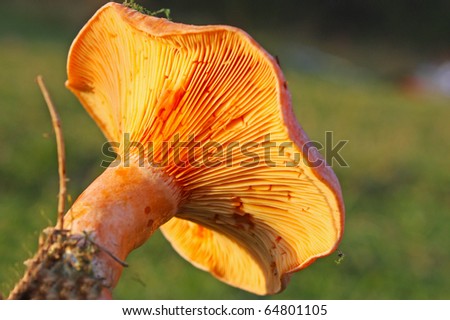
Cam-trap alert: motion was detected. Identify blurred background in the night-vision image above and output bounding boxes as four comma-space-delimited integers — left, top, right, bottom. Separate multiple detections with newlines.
0, 0, 449, 299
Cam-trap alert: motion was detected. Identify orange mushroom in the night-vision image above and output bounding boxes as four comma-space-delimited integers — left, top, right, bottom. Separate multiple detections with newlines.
64, 2, 344, 297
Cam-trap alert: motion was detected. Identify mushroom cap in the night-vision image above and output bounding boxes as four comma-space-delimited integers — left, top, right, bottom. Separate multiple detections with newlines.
66, 2, 345, 295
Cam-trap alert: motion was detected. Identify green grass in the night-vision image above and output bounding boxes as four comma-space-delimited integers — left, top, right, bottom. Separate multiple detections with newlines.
1, 9, 449, 300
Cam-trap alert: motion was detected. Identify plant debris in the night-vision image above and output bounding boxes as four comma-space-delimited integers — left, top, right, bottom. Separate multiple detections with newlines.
8, 228, 106, 299
123, 0, 170, 19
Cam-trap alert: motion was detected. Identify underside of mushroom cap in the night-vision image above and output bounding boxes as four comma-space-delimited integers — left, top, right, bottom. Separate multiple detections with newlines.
66, 2, 345, 295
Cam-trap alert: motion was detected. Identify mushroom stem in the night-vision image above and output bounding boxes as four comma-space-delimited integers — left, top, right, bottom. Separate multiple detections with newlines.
63, 160, 181, 294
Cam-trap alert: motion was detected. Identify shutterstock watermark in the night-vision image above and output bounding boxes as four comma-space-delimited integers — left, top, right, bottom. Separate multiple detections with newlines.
100, 131, 349, 169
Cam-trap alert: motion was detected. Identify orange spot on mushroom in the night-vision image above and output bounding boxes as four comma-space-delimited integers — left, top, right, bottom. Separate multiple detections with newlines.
225, 116, 245, 131
270, 261, 278, 276
115, 167, 128, 179
157, 107, 166, 120
144, 206, 151, 214
196, 225, 205, 238
211, 264, 225, 278
233, 213, 255, 231
235, 206, 246, 216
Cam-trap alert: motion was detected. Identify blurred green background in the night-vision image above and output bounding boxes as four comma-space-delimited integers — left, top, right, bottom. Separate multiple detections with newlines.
1, 0, 449, 299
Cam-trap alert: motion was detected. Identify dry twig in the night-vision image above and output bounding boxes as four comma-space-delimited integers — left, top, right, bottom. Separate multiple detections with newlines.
37, 76, 67, 230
